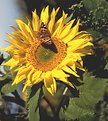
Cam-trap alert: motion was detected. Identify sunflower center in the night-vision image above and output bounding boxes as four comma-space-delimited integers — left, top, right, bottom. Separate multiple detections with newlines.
36, 45, 55, 62
26, 38, 67, 72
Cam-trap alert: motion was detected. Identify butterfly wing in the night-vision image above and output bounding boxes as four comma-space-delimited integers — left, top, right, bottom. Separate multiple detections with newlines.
39, 22, 52, 45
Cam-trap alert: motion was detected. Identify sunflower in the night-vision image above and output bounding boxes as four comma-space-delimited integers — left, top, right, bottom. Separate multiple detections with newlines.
2, 6, 93, 95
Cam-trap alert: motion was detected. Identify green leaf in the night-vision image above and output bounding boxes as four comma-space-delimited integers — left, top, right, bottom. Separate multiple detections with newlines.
82, 0, 108, 19
1, 83, 20, 94
28, 88, 40, 121
0, 66, 12, 81
59, 107, 66, 121
105, 62, 108, 70
64, 13, 73, 24
0, 93, 1, 99
3, 65, 10, 73
82, 0, 100, 11
61, 72, 108, 120
62, 98, 94, 121
0, 74, 8, 81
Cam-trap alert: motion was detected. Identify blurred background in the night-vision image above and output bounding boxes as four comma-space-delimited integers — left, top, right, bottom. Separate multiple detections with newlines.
0, 0, 27, 48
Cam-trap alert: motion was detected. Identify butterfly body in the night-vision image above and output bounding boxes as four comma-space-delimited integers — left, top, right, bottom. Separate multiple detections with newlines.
39, 22, 53, 45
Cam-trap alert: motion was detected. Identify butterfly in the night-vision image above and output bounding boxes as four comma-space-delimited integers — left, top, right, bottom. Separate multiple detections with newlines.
38, 22, 53, 45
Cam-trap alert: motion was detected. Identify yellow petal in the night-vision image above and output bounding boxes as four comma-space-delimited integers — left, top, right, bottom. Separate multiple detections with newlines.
52, 69, 69, 78
67, 38, 91, 52
76, 62, 85, 71
32, 9, 40, 31
12, 32, 27, 45
7, 34, 27, 51
16, 20, 36, 44
67, 61, 76, 71
1, 46, 14, 54
12, 50, 25, 60
44, 71, 52, 78
40, 6, 49, 25
12, 74, 26, 85
59, 77, 75, 88
77, 57, 83, 66
16, 65, 31, 76
62, 66, 79, 77
3, 58, 19, 69
44, 72, 56, 95
74, 44, 93, 56
16, 66, 26, 73
32, 70, 42, 81
19, 58, 26, 65
22, 80, 31, 92
10, 26, 19, 31
59, 56, 72, 68
22, 69, 36, 92
27, 68, 35, 81
79, 42, 93, 48
68, 63, 76, 72
60, 19, 75, 39
73, 31, 93, 40
16, 20, 30, 34
48, 8, 59, 33
52, 11, 67, 37
62, 20, 80, 43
